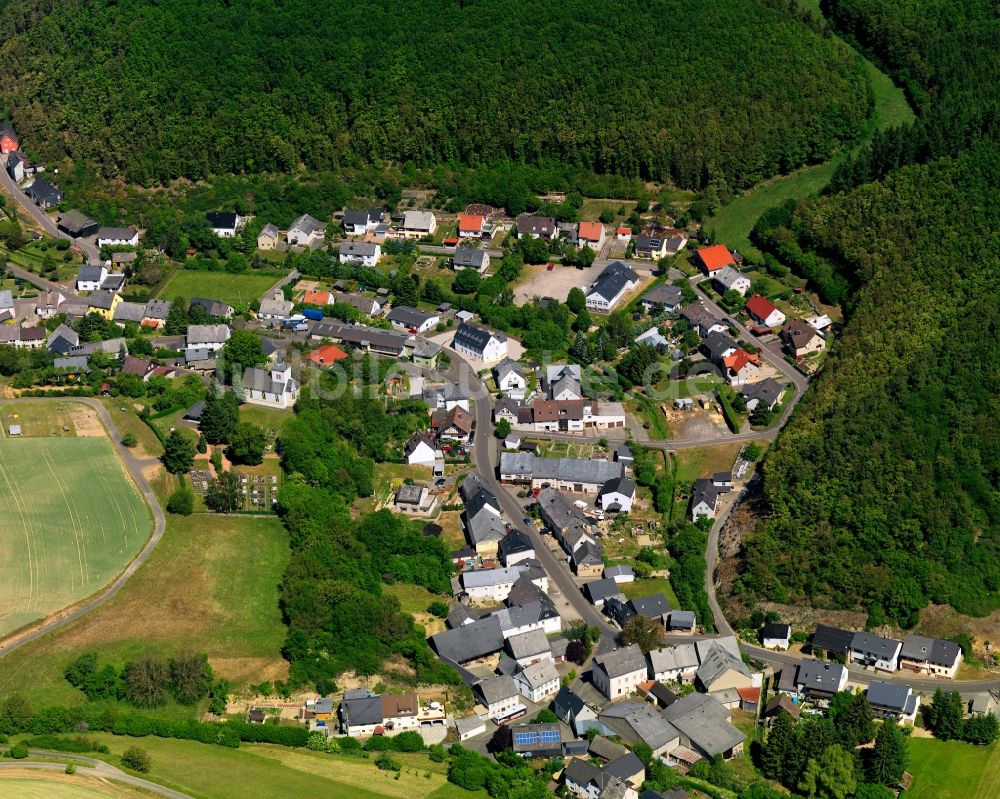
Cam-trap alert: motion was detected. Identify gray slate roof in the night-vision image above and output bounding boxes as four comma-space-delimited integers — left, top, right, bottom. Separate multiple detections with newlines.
475, 674, 517, 706
661, 692, 745, 757
588, 261, 638, 302
866, 679, 912, 711
501, 452, 623, 485
595, 644, 646, 679
796, 659, 847, 692
454, 320, 505, 354
431, 617, 504, 663
454, 247, 489, 269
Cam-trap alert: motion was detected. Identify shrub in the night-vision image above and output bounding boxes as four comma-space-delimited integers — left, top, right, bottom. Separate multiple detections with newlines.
166, 486, 194, 515
122, 746, 151, 773
65, 763, 76, 774
375, 752, 401, 771
9, 742, 28, 759
121, 432, 138, 447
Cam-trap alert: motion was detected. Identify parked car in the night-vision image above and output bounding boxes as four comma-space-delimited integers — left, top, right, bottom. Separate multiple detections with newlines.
434, 478, 446, 487
522, 517, 532, 526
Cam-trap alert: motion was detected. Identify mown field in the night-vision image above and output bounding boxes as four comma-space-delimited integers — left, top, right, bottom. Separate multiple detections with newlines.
0, 513, 290, 711
0, 775, 147, 799
0, 436, 152, 638
156, 269, 281, 306
905, 738, 1000, 799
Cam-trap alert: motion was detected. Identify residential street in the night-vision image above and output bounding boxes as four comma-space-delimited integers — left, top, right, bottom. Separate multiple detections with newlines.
0, 156, 100, 262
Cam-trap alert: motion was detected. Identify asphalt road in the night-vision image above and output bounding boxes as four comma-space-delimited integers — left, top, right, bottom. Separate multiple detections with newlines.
0, 750, 194, 799
5, 262, 81, 298
0, 157, 100, 262
0, 397, 166, 657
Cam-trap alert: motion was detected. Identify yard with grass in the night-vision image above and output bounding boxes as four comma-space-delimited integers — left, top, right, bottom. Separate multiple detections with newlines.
0, 775, 149, 799
708, 53, 914, 260
905, 738, 1000, 799
0, 419, 153, 639
0, 513, 290, 709
156, 269, 283, 306
631, 391, 671, 440
67, 734, 482, 799
621, 577, 680, 610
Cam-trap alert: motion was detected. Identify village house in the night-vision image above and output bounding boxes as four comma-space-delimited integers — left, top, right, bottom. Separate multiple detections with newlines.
206, 211, 240, 237
257, 223, 279, 250
552, 686, 603, 738
258, 290, 294, 322
761, 622, 792, 650
635, 326, 668, 349
76, 264, 108, 292
464, 505, 505, 559
404, 432, 441, 467
26, 178, 63, 209
87, 289, 121, 320
809, 625, 855, 658
584, 578, 625, 609
393, 483, 438, 516
593, 645, 648, 700
604, 565, 635, 585
338, 240, 382, 266
34, 290, 65, 319
0, 324, 45, 349
849, 631, 902, 672
474, 675, 523, 722
453, 246, 490, 272
694, 244, 736, 275
744, 294, 786, 328
58, 210, 99, 238
0, 122, 18, 153
722, 349, 761, 386
537, 488, 597, 551
516, 215, 557, 240
502, 453, 624, 494
286, 214, 325, 247
338, 692, 434, 738
494, 359, 527, 399
696, 641, 753, 693
564, 758, 643, 799
241, 361, 299, 409
577, 221, 606, 250
310, 321, 409, 357
46, 323, 79, 355
668, 610, 697, 633
866, 680, 921, 724
586, 261, 639, 312
113, 301, 147, 326
648, 644, 700, 684
387, 305, 439, 333
432, 404, 473, 443
450, 321, 506, 364
190, 297, 235, 319
680, 303, 727, 338
572, 541, 605, 578
661, 691, 747, 761
458, 213, 488, 239
141, 299, 171, 329
397, 210, 437, 239
640, 283, 684, 313
500, 529, 536, 567
782, 319, 826, 358
740, 377, 783, 412
515, 398, 627, 433
514, 660, 560, 703
461, 563, 537, 604
713, 266, 751, 296
337, 291, 384, 317
898, 635, 963, 678
506, 628, 552, 668
97, 226, 140, 248
184, 324, 230, 363
690, 478, 727, 521
304, 343, 349, 368
342, 208, 385, 236
794, 659, 849, 701
5, 150, 25, 182
598, 703, 678, 759
598, 476, 636, 513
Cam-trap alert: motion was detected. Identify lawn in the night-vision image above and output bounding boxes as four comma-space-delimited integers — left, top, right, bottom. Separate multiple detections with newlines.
622, 577, 680, 610
98, 399, 163, 458
632, 391, 671, 440
156, 269, 282, 306
672, 444, 745, 485
0, 513, 290, 709
905, 738, 1000, 799
0, 402, 82, 437
0, 776, 146, 799
0, 435, 152, 639
708, 52, 914, 260
73, 734, 484, 799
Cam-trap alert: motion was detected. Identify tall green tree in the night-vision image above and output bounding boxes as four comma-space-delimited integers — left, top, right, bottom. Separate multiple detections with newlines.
833, 691, 876, 748
798, 744, 857, 799
200, 391, 240, 444
760, 710, 796, 783
161, 429, 195, 475
228, 422, 267, 464
566, 287, 586, 314
164, 297, 190, 335
867, 721, 908, 785
224, 329, 265, 371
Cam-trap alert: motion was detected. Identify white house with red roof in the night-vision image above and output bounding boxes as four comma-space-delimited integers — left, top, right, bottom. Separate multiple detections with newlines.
458, 213, 487, 239
695, 244, 736, 274
745, 295, 785, 328
723, 349, 761, 386
578, 221, 606, 250
615, 226, 632, 241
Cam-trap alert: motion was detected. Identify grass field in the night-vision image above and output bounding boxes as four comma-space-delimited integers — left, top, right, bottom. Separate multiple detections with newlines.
622, 577, 681, 610
905, 738, 1000, 799
0, 436, 152, 638
708, 53, 915, 259
156, 269, 282, 306
0, 775, 145, 799
74, 734, 484, 799
0, 513, 290, 709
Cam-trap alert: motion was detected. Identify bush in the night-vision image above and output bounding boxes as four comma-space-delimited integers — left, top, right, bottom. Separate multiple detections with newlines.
65, 763, 76, 774
375, 752, 401, 771
122, 746, 151, 773
121, 432, 138, 447
9, 742, 28, 759
166, 486, 194, 515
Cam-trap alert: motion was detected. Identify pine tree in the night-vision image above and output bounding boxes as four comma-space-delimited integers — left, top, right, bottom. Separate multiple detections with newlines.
835, 692, 876, 748
164, 296, 190, 335
868, 721, 907, 785
929, 689, 964, 740
760, 710, 796, 783
570, 333, 592, 364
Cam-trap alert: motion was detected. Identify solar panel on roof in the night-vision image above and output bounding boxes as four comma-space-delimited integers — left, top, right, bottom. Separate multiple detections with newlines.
539, 730, 560, 743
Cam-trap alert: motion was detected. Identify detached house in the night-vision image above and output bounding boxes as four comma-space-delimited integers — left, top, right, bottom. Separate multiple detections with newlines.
794, 659, 848, 700
58, 210, 99, 238
640, 283, 683, 313
338, 693, 421, 738
745, 295, 786, 328
76, 264, 109, 292
458, 213, 487, 239
694, 244, 735, 275
257, 223, 279, 250
578, 221, 606, 250
339, 240, 381, 266
593, 645, 648, 700
453, 247, 490, 273
516, 215, 557, 240
6, 151, 25, 182
343, 208, 384, 236
598, 477, 636, 513
26, 178, 63, 209
398, 210, 437, 239
453, 321, 507, 363
713, 266, 751, 297
898, 635, 963, 678
586, 261, 639, 312
690, 478, 726, 521
206, 211, 239, 238
661, 692, 746, 760
761, 623, 792, 650
648, 645, 700, 684
258, 291, 294, 322
0, 122, 19, 154
405, 433, 441, 467
494, 359, 527, 399
849, 631, 902, 672
287, 214, 325, 247
782, 319, 825, 358
554, 686, 602, 737
514, 660, 560, 703
475, 675, 522, 721
722, 349, 761, 386
387, 305, 439, 334
97, 226, 140, 248
184, 324, 230, 363
866, 680, 921, 724
740, 378, 783, 412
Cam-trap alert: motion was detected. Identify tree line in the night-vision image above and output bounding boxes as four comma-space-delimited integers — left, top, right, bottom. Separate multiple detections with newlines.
0, 0, 868, 194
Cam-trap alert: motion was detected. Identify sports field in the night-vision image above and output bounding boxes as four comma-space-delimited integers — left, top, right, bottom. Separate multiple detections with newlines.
156, 268, 281, 306
0, 436, 152, 638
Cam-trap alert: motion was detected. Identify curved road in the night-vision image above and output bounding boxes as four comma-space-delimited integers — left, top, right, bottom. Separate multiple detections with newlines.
0, 156, 100, 262
0, 749, 193, 799
0, 397, 166, 657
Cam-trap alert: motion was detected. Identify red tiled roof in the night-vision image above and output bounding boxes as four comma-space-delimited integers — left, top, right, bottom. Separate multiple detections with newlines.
578, 221, 604, 242
696, 244, 736, 272
737, 687, 761, 703
745, 294, 777, 322
458, 213, 484, 233
305, 344, 348, 366
724, 349, 760, 372
616, 226, 631, 235
304, 289, 333, 306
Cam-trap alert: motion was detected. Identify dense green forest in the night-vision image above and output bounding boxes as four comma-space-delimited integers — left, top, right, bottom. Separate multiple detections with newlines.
0, 0, 868, 191
739, 0, 1000, 627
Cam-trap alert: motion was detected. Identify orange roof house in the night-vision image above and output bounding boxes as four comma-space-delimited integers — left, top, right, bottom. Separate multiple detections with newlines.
305, 344, 348, 366
695, 244, 736, 273
723, 349, 760, 372
458, 214, 485, 235
578, 221, 605, 244
303, 289, 334, 306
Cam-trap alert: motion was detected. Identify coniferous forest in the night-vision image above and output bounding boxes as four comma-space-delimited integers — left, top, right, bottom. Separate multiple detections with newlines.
739, 0, 1000, 627
0, 0, 869, 190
